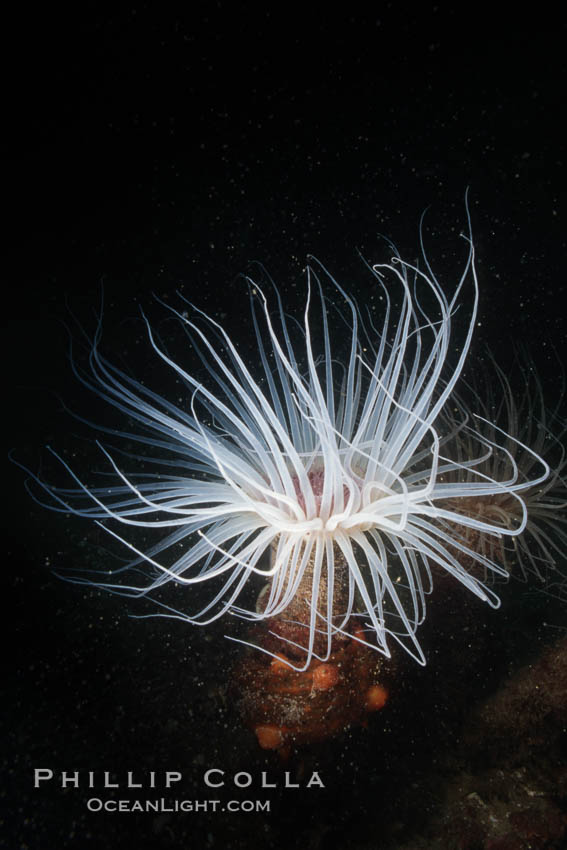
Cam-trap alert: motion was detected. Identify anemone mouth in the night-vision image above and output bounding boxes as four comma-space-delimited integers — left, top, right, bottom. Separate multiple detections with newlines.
276, 463, 387, 536
289, 464, 355, 519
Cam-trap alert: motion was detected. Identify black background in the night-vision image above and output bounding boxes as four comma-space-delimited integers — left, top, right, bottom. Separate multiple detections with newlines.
3, 5, 566, 849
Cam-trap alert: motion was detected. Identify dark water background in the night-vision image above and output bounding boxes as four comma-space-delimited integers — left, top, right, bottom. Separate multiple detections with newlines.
3, 7, 566, 849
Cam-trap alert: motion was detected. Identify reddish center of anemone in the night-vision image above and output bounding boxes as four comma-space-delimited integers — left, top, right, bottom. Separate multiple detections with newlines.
291, 469, 350, 517
291, 469, 325, 515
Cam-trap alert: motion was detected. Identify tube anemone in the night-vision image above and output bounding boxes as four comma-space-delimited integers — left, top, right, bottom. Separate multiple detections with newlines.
22, 202, 550, 669
439, 351, 567, 589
